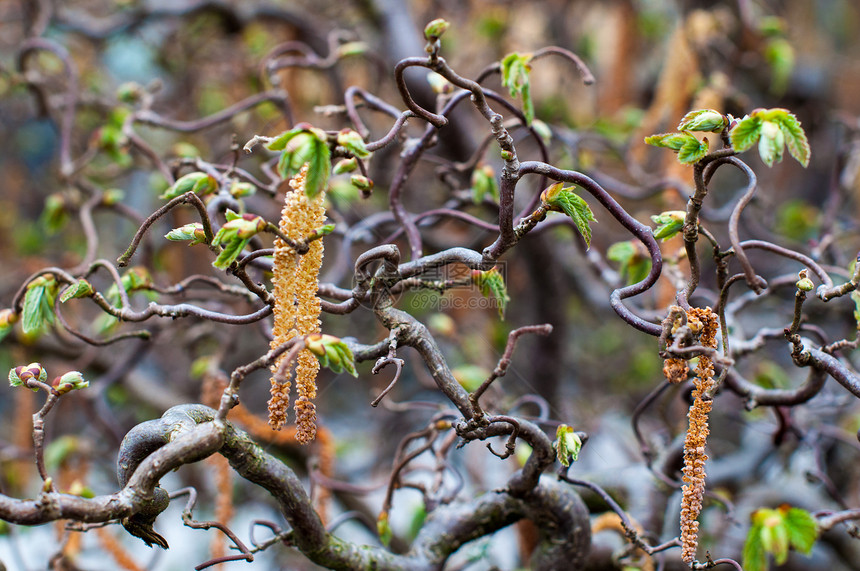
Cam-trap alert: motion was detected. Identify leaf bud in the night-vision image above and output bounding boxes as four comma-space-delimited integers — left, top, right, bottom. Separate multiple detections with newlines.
52, 371, 88, 395
423, 19, 450, 42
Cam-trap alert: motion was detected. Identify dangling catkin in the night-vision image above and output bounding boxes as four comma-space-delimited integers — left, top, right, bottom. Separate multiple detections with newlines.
679, 307, 719, 564
268, 164, 325, 443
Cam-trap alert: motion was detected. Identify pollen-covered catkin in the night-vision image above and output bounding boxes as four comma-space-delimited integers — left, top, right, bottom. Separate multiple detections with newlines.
268, 164, 326, 442
679, 307, 719, 564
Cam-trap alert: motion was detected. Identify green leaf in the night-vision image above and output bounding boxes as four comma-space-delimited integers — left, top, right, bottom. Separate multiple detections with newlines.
765, 38, 795, 95
651, 211, 686, 241
644, 131, 708, 164
59, 279, 94, 303
784, 507, 818, 554
607, 241, 635, 264
677, 135, 709, 164
99, 268, 154, 333
40, 194, 68, 234
160, 172, 216, 200
644, 132, 693, 151
121, 267, 153, 293
540, 182, 597, 248
747, 506, 814, 568
677, 109, 727, 132
336, 129, 370, 158
760, 511, 790, 564
758, 120, 785, 167
501, 52, 534, 125
531, 119, 553, 144
471, 267, 510, 319
22, 275, 58, 334
165, 223, 207, 245
377, 512, 392, 547
555, 425, 582, 467
306, 334, 358, 377
266, 127, 303, 151
452, 365, 490, 392
212, 237, 251, 270
407, 504, 427, 541
851, 290, 860, 327
0, 309, 17, 343
742, 520, 768, 571
470, 164, 498, 204
45, 435, 80, 471
730, 114, 764, 152
607, 241, 650, 286
773, 111, 811, 167
520, 80, 534, 126
305, 139, 332, 199
271, 127, 331, 198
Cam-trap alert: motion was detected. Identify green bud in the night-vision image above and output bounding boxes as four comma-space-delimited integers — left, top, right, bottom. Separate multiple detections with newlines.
60, 279, 95, 303
122, 267, 153, 291
160, 172, 216, 200
116, 82, 144, 104
796, 270, 813, 292
500, 149, 514, 161
229, 181, 256, 198
333, 158, 358, 175
335, 41, 368, 59
555, 424, 582, 467
350, 175, 374, 193
222, 215, 267, 240
101, 188, 125, 206
471, 164, 499, 204
427, 72, 453, 95
423, 18, 450, 41
337, 129, 370, 158
677, 109, 727, 133
308, 224, 335, 241
41, 193, 69, 233
759, 120, 786, 167
9, 362, 47, 391
52, 371, 88, 395
0, 309, 19, 328
306, 333, 358, 377
172, 142, 201, 158
530, 119, 553, 144
166, 223, 207, 245
651, 211, 686, 225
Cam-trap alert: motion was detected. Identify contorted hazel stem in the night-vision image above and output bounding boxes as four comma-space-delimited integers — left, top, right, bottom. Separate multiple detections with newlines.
268, 164, 326, 443
679, 307, 719, 564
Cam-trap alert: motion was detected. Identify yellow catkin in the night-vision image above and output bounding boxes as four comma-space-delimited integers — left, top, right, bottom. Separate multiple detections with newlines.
57, 458, 89, 556
679, 307, 719, 565
199, 372, 333, 522
663, 358, 689, 384
268, 164, 325, 441
208, 454, 233, 566
96, 527, 145, 571
591, 513, 655, 571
